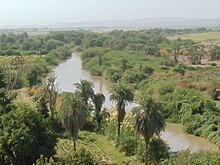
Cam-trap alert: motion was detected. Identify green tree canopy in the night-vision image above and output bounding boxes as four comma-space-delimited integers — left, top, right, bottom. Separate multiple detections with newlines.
134, 92, 165, 165
0, 104, 56, 165
60, 92, 88, 151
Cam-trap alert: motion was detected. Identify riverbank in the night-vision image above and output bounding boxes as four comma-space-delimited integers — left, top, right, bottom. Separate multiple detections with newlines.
54, 52, 218, 152
79, 47, 220, 146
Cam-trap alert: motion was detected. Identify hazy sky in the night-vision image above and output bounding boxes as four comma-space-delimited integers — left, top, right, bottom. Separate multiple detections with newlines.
1, 0, 220, 25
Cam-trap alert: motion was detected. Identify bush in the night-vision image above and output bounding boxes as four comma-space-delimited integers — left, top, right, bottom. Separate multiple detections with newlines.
0, 104, 56, 165
123, 71, 147, 83
210, 62, 217, 67
158, 82, 175, 95
160, 66, 169, 71
35, 155, 56, 165
104, 68, 122, 83
120, 136, 138, 156
81, 47, 110, 60
143, 66, 155, 75
65, 148, 97, 165
149, 138, 170, 163
161, 150, 220, 165
173, 63, 187, 75
90, 66, 102, 76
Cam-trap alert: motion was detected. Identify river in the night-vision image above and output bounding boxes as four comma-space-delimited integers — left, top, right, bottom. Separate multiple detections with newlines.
54, 53, 218, 152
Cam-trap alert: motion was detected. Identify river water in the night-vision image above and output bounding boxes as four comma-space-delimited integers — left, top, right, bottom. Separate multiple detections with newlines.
54, 53, 218, 152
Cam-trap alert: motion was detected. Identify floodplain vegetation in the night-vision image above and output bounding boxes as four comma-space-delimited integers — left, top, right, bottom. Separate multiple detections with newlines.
0, 28, 220, 165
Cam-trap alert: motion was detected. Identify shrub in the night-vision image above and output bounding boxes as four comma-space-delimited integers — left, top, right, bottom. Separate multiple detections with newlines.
123, 71, 147, 83
161, 150, 220, 165
149, 138, 170, 163
90, 66, 102, 76
120, 136, 138, 156
143, 66, 155, 75
35, 155, 56, 165
160, 66, 169, 71
158, 82, 175, 95
104, 68, 122, 83
0, 104, 56, 165
65, 148, 97, 165
210, 62, 217, 67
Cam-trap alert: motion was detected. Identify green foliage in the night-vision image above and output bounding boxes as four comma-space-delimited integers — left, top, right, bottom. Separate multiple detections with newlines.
60, 92, 88, 150
123, 71, 147, 83
162, 150, 220, 165
81, 47, 110, 60
45, 76, 58, 123
2, 28, 220, 165
74, 79, 95, 105
144, 45, 160, 56
104, 67, 122, 83
0, 104, 56, 165
0, 69, 15, 114
158, 81, 175, 95
161, 88, 220, 145
173, 63, 187, 75
90, 66, 102, 76
105, 117, 169, 164
134, 90, 166, 165
35, 155, 56, 165
28, 59, 49, 86
105, 119, 118, 140
120, 132, 138, 156
110, 82, 134, 144
187, 44, 204, 65
210, 62, 217, 66
92, 93, 108, 133
65, 148, 97, 165
143, 66, 155, 75
149, 138, 170, 163
210, 45, 220, 60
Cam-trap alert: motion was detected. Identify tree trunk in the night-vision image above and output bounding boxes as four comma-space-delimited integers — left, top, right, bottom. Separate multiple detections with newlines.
145, 138, 149, 165
117, 120, 121, 145
73, 140, 76, 151
174, 54, 178, 63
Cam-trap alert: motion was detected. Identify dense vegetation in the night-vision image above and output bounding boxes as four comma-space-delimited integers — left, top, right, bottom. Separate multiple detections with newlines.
0, 28, 220, 164
78, 29, 220, 146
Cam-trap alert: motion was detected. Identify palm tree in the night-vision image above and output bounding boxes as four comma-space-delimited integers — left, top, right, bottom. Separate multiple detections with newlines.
92, 93, 105, 131
45, 75, 58, 122
60, 92, 87, 151
110, 83, 134, 144
74, 79, 94, 105
134, 92, 165, 165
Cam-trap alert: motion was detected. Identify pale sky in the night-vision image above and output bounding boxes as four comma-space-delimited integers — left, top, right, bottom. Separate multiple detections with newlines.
0, 0, 220, 26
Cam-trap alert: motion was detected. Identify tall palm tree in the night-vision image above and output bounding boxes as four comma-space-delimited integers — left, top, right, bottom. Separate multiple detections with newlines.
92, 93, 105, 131
74, 79, 94, 105
60, 92, 87, 151
134, 92, 165, 165
45, 75, 58, 122
110, 83, 134, 144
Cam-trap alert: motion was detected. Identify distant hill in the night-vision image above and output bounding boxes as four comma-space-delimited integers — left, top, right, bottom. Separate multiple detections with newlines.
50, 17, 220, 29
2, 17, 220, 29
